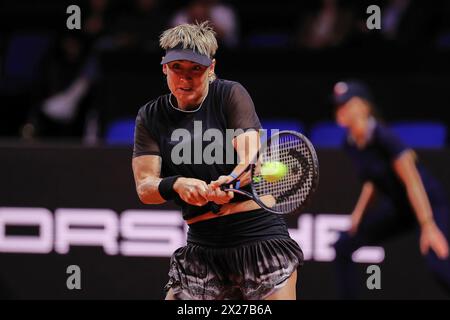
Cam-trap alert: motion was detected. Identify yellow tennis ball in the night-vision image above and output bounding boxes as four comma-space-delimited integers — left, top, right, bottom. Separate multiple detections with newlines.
261, 161, 288, 182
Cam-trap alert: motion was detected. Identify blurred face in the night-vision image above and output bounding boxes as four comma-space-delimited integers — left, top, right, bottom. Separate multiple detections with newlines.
335, 97, 370, 129
163, 60, 215, 109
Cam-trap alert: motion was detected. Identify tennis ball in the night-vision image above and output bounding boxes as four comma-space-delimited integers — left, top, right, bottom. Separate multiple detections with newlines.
261, 161, 288, 182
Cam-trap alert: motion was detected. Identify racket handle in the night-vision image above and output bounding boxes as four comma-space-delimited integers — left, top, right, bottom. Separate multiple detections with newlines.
219, 180, 241, 191
210, 177, 241, 214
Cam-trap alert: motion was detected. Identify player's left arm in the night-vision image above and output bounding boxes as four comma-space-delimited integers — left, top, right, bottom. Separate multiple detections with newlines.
208, 130, 260, 203
231, 130, 260, 186
208, 82, 260, 203
393, 150, 449, 258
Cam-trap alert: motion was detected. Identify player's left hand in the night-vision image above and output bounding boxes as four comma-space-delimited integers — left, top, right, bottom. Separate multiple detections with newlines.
420, 221, 449, 259
207, 175, 234, 205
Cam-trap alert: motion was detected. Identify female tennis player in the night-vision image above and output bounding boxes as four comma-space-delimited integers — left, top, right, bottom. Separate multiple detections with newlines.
332, 80, 450, 298
132, 22, 303, 300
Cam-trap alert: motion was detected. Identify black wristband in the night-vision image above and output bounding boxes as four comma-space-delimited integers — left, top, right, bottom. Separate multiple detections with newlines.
158, 175, 181, 201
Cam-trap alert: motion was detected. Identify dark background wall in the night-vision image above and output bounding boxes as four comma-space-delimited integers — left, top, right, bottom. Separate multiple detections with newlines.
1, 145, 449, 299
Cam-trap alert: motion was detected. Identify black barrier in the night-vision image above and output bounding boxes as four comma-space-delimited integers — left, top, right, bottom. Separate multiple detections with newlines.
1, 145, 450, 299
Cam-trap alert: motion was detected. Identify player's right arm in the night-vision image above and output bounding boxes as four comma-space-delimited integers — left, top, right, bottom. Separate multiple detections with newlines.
349, 182, 375, 235
132, 155, 210, 206
133, 109, 210, 207
132, 155, 165, 204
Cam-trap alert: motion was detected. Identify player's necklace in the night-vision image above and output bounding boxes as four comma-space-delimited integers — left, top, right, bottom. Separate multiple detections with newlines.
169, 88, 209, 113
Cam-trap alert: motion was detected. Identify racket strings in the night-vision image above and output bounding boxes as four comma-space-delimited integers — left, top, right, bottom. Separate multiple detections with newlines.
253, 133, 315, 213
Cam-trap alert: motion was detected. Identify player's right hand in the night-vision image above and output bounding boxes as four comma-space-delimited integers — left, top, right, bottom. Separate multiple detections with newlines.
208, 175, 234, 205
173, 177, 209, 206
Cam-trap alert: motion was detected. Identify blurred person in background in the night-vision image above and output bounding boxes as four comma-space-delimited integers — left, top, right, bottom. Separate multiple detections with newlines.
381, 0, 444, 47
109, 0, 168, 51
20, 0, 114, 140
296, 0, 354, 49
331, 80, 450, 299
170, 0, 239, 48
83, 0, 114, 44
348, 0, 446, 49
25, 32, 98, 139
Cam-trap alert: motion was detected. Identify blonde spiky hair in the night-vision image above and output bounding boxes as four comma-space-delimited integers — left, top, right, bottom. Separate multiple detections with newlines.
159, 21, 218, 58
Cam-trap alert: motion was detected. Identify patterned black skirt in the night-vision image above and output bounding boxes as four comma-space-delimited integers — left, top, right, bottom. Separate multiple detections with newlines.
165, 237, 303, 300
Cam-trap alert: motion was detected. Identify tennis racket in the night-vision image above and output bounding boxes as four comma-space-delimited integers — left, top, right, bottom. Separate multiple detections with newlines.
211, 130, 319, 214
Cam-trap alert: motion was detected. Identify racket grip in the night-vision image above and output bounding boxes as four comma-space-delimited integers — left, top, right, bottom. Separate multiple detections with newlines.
220, 180, 240, 191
